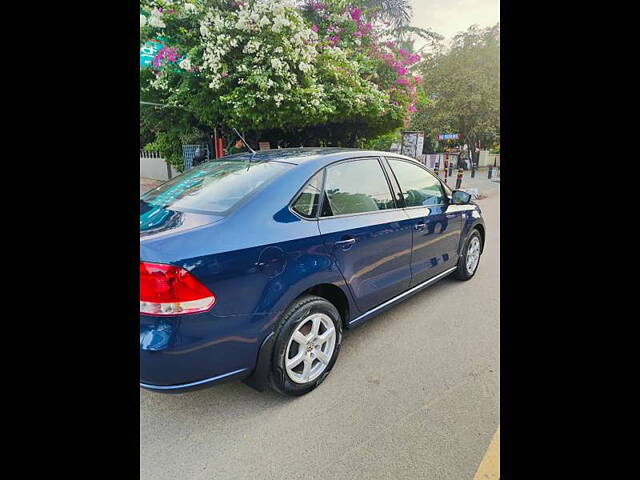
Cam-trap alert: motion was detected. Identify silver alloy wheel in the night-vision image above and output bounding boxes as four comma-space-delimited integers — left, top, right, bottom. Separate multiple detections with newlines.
466, 236, 481, 274
285, 312, 336, 384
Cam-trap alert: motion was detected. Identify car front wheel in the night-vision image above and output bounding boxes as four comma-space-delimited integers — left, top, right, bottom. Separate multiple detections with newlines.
269, 295, 342, 396
454, 230, 483, 280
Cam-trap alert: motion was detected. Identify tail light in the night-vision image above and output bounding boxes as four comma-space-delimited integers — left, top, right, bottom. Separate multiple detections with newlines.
140, 262, 216, 316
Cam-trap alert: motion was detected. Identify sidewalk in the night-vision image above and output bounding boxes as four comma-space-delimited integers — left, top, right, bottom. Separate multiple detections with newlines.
140, 177, 163, 195
436, 166, 500, 198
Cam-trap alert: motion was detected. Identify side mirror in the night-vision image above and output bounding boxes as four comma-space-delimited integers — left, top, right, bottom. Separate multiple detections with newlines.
451, 190, 472, 205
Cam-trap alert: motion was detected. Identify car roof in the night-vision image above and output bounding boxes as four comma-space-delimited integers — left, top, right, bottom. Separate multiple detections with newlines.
221, 147, 418, 167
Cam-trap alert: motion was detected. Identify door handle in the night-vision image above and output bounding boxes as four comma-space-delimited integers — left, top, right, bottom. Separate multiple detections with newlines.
414, 222, 426, 231
334, 237, 356, 249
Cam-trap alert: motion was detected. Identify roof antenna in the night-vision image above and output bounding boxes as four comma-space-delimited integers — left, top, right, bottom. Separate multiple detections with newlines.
232, 127, 256, 158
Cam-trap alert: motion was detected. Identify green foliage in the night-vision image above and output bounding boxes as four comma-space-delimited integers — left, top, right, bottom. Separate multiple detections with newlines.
140, 0, 428, 149
410, 24, 500, 152
356, 0, 412, 28
144, 132, 185, 171
356, 129, 400, 150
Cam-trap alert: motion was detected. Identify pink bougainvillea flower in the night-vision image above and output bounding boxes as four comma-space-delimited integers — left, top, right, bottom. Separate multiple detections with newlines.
413, 74, 423, 84
406, 53, 421, 64
396, 76, 409, 86
350, 7, 362, 22
398, 48, 409, 57
152, 46, 181, 68
221, 71, 229, 78
167, 48, 179, 62
394, 65, 408, 75
311, 24, 319, 32
408, 104, 417, 113
379, 53, 393, 63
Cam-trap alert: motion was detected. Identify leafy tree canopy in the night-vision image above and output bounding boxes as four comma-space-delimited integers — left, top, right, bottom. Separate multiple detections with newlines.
140, 0, 433, 164
410, 23, 500, 154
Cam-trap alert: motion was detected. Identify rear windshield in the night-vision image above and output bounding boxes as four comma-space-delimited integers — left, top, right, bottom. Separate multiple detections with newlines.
141, 160, 291, 214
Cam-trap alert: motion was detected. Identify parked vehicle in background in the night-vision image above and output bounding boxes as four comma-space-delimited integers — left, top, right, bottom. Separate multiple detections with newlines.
140, 148, 485, 396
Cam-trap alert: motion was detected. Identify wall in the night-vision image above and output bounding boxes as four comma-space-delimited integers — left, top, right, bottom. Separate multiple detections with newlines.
478, 151, 500, 167
488, 153, 500, 167
140, 156, 179, 180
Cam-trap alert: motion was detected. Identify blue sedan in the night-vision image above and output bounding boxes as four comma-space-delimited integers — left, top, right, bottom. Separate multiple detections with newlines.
140, 148, 485, 396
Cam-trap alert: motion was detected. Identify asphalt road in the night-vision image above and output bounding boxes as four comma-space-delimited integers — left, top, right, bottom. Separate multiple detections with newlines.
140, 188, 500, 480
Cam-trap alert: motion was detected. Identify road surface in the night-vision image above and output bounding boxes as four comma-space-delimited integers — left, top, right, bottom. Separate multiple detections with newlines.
140, 188, 500, 480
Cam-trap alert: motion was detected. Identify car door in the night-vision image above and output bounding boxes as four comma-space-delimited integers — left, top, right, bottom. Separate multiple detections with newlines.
317, 157, 413, 313
385, 157, 463, 287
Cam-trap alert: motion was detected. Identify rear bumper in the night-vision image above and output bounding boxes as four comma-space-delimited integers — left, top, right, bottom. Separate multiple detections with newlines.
140, 368, 251, 393
140, 310, 274, 390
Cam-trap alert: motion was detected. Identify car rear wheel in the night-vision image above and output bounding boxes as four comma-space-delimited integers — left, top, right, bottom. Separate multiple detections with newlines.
269, 295, 342, 396
454, 230, 483, 280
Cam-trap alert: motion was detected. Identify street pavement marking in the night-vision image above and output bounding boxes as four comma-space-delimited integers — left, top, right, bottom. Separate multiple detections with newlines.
473, 426, 500, 480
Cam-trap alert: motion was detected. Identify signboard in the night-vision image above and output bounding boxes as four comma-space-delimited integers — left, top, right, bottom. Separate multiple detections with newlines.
425, 154, 443, 169
437, 133, 460, 140
416, 133, 424, 158
140, 37, 189, 72
400, 131, 424, 159
258, 142, 271, 151
140, 39, 166, 68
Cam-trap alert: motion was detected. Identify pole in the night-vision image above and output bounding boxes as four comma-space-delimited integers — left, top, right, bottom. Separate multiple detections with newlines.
455, 168, 463, 189
488, 165, 493, 179
434, 161, 440, 176
213, 128, 219, 159
444, 154, 448, 184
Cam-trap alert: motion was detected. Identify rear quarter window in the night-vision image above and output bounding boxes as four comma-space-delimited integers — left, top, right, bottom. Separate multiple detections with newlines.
291, 171, 324, 218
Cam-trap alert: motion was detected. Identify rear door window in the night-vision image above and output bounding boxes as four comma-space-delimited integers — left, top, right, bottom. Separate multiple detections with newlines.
141, 160, 291, 214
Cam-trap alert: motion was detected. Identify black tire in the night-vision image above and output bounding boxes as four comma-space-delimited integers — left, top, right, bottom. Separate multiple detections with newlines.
269, 295, 343, 396
454, 229, 483, 281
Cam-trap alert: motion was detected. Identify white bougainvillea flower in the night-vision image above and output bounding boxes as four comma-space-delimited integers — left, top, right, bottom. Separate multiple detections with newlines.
259, 15, 270, 27
140, 15, 147, 28
179, 58, 192, 71
148, 8, 166, 28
